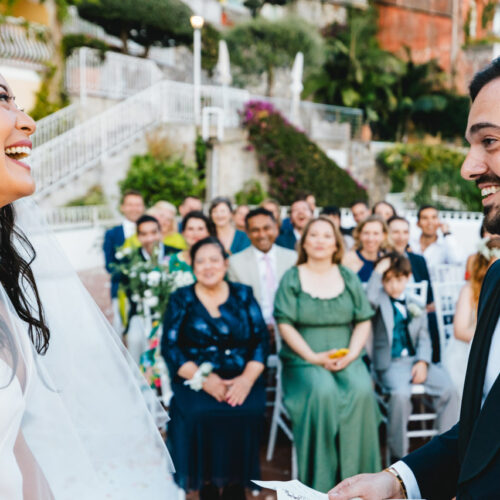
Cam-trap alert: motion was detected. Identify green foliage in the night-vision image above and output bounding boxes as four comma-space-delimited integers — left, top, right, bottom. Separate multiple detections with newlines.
225, 16, 322, 96
305, 6, 464, 141
201, 23, 221, 77
377, 144, 481, 211
242, 101, 367, 206
75, 0, 192, 54
29, 64, 69, 120
65, 184, 107, 206
120, 153, 204, 207
482, 1, 496, 29
235, 179, 267, 205
61, 33, 110, 59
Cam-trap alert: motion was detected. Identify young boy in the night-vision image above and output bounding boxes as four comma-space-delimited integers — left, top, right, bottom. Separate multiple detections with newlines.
366, 252, 459, 461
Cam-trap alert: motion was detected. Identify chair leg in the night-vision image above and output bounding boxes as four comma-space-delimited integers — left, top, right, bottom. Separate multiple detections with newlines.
291, 444, 298, 480
266, 402, 280, 461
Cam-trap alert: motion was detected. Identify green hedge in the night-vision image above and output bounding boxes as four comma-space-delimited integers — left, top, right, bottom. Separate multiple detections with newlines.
241, 101, 367, 206
120, 154, 204, 207
377, 143, 481, 211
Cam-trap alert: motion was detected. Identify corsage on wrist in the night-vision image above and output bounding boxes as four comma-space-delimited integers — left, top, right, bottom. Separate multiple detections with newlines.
184, 362, 214, 391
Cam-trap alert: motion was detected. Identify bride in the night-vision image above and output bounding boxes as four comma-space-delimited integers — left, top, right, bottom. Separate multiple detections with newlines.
0, 76, 177, 498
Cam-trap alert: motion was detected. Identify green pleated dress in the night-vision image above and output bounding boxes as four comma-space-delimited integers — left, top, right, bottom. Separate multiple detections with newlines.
274, 265, 381, 493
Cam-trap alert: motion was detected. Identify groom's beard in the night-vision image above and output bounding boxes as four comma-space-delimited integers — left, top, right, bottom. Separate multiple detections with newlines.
476, 174, 500, 235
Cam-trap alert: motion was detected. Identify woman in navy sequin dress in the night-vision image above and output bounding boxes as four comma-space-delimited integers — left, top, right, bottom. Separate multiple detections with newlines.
161, 237, 269, 500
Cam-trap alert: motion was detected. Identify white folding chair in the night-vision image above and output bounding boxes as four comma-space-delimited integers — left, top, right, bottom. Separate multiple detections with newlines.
433, 280, 464, 356
432, 264, 465, 283
266, 326, 297, 479
406, 281, 428, 308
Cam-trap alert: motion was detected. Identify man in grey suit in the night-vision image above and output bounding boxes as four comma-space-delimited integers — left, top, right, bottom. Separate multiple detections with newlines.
366, 252, 458, 461
228, 207, 297, 329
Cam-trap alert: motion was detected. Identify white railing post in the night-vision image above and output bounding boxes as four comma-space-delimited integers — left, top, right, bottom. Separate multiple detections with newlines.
79, 47, 88, 107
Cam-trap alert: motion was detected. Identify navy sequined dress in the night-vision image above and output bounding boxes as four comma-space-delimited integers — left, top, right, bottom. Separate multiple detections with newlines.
161, 281, 270, 491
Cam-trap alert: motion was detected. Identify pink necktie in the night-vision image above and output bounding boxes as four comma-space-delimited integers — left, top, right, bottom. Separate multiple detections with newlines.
262, 253, 277, 293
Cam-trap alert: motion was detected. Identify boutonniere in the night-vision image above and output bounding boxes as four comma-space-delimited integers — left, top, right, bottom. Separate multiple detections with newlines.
407, 303, 423, 320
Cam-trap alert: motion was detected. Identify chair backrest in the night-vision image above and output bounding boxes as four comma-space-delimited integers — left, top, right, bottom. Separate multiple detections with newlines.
432, 264, 465, 283
433, 280, 464, 355
406, 281, 428, 308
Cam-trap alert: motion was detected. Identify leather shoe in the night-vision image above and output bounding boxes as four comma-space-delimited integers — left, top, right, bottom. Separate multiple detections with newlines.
199, 483, 220, 500
221, 483, 246, 500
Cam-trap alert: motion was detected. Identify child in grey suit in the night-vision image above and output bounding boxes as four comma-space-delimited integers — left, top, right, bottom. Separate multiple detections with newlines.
366, 252, 459, 460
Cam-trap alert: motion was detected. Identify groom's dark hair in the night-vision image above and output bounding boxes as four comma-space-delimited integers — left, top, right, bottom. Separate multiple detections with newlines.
470, 57, 500, 101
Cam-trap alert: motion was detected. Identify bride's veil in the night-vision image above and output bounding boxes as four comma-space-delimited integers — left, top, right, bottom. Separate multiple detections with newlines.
3, 197, 174, 499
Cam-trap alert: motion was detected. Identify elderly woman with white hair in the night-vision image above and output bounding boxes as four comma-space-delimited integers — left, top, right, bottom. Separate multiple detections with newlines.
148, 200, 187, 250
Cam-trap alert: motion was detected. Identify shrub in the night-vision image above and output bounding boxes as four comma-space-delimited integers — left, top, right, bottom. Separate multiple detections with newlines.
120, 154, 204, 207
65, 184, 107, 206
241, 101, 367, 206
235, 179, 267, 205
377, 143, 481, 211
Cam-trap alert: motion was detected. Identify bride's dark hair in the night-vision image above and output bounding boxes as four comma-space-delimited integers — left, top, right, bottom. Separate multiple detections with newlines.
0, 204, 50, 354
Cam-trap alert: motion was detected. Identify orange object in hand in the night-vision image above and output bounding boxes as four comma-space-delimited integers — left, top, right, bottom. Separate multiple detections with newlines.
329, 348, 350, 359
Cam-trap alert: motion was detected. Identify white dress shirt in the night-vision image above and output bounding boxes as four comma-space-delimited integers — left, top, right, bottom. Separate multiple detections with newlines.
253, 245, 278, 324
122, 219, 136, 239
394, 317, 500, 498
410, 232, 462, 277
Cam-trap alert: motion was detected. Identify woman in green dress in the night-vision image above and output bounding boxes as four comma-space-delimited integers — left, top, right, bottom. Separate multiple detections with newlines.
274, 216, 381, 493
169, 211, 214, 288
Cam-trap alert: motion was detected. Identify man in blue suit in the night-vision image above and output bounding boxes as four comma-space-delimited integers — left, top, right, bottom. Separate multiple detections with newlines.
328, 58, 500, 500
276, 199, 312, 250
103, 190, 145, 330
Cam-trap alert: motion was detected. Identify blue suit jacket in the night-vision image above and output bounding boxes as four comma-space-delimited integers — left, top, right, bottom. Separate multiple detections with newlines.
403, 260, 500, 499
103, 225, 125, 298
276, 229, 297, 251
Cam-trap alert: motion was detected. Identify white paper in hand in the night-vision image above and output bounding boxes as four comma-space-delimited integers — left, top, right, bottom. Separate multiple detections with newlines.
252, 480, 329, 499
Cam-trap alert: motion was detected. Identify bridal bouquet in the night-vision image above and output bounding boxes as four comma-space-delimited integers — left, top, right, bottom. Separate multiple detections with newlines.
113, 246, 175, 321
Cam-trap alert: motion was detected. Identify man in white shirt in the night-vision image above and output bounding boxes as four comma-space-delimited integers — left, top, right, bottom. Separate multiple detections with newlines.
227, 207, 296, 329
409, 205, 463, 277
328, 57, 500, 500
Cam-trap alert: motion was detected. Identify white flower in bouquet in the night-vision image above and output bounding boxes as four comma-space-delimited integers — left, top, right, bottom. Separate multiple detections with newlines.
115, 250, 124, 260
130, 271, 137, 278
145, 296, 159, 308
173, 271, 195, 290
131, 294, 140, 303
144, 289, 153, 298
140, 272, 147, 282
408, 303, 423, 319
147, 270, 162, 287
122, 247, 132, 256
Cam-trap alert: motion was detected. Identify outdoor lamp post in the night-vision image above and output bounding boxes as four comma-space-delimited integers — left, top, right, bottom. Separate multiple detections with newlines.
190, 15, 204, 126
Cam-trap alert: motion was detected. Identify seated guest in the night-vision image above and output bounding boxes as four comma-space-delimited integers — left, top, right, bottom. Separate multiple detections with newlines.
388, 215, 440, 362
178, 195, 204, 231
372, 201, 397, 221
150, 200, 187, 250
103, 189, 144, 330
122, 215, 178, 363
445, 237, 500, 398
209, 197, 251, 255
276, 199, 313, 250
233, 204, 250, 232
274, 217, 381, 492
409, 205, 463, 277
366, 253, 458, 461
169, 211, 214, 285
228, 208, 296, 328
260, 198, 282, 228
161, 237, 269, 500
350, 199, 370, 226
343, 215, 391, 283
321, 205, 355, 250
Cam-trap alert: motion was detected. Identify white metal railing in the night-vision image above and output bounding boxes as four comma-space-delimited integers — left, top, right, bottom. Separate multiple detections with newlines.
65, 47, 164, 100
43, 205, 117, 228
32, 103, 81, 148
0, 16, 52, 67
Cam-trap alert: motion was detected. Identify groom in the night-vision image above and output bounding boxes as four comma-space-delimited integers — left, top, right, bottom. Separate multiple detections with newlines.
328, 60, 500, 499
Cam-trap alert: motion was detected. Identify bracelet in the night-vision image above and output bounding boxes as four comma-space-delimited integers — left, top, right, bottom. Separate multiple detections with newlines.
384, 467, 408, 499
184, 362, 213, 391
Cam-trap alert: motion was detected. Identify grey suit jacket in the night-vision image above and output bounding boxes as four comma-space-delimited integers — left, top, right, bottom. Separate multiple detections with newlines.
227, 244, 297, 307
366, 272, 432, 372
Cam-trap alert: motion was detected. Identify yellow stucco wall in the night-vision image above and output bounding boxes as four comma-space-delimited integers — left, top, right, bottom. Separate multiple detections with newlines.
0, 66, 41, 112
0, 0, 49, 26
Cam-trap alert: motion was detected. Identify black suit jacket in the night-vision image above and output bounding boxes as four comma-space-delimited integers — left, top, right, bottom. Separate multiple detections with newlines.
408, 251, 434, 304
403, 260, 500, 499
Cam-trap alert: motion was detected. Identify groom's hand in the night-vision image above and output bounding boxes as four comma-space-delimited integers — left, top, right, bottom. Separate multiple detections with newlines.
328, 472, 403, 500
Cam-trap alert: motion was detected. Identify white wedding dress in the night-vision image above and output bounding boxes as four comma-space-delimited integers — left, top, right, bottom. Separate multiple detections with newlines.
0, 198, 179, 499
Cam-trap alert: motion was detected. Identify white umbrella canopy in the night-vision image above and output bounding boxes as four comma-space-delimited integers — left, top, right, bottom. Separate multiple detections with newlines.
215, 39, 232, 86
